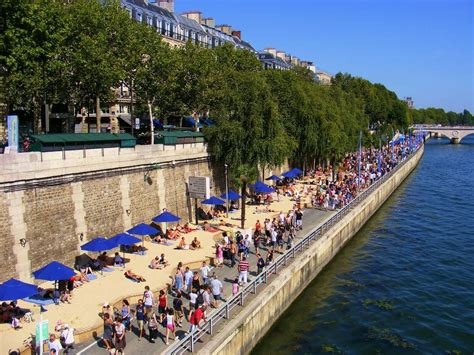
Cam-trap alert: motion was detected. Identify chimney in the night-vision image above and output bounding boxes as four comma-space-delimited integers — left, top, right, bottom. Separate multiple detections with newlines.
182, 11, 202, 24
276, 51, 286, 60
216, 25, 232, 35
157, 0, 174, 12
264, 48, 277, 57
232, 30, 241, 40
202, 18, 215, 28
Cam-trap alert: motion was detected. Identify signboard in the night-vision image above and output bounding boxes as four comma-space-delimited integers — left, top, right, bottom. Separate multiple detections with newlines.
189, 176, 210, 199
7, 115, 19, 151
135, 118, 140, 130
35, 320, 49, 348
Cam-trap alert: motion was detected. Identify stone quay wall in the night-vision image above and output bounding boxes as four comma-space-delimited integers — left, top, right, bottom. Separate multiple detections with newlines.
0, 144, 226, 283
199, 146, 424, 355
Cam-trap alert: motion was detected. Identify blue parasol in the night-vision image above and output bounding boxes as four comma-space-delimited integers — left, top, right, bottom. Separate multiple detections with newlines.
220, 190, 241, 200
0, 278, 38, 301
282, 170, 298, 178
265, 175, 282, 181
152, 211, 181, 223
202, 196, 225, 205
81, 237, 117, 252
109, 233, 141, 246
33, 261, 76, 281
253, 182, 274, 194
127, 223, 158, 236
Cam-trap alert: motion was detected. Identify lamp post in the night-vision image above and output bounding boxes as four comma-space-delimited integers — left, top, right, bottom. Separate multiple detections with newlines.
225, 163, 229, 218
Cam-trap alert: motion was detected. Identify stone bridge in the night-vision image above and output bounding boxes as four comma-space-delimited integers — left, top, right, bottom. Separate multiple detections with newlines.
411, 125, 474, 144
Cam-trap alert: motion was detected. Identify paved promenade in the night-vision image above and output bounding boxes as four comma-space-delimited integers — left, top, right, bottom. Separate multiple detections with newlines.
74, 207, 333, 354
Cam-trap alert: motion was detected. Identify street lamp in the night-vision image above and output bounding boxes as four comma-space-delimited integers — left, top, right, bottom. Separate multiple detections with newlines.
224, 163, 229, 218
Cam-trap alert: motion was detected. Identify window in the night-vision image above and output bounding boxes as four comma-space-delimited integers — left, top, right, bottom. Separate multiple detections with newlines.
136, 12, 142, 22
147, 15, 153, 26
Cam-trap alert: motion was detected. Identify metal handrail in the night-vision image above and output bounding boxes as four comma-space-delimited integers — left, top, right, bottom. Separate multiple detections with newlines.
166, 146, 422, 354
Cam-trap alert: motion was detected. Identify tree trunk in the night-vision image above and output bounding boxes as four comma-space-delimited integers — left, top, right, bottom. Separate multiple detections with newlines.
95, 96, 101, 133
32, 92, 42, 134
240, 182, 246, 229
148, 101, 154, 145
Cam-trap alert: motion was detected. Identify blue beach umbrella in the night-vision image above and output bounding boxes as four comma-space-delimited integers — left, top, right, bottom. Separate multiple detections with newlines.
253, 182, 274, 194
109, 233, 141, 246
152, 211, 181, 223
33, 261, 76, 281
282, 170, 298, 178
127, 223, 158, 236
265, 175, 281, 181
291, 168, 303, 175
127, 223, 159, 254
0, 278, 38, 301
81, 237, 117, 252
220, 190, 241, 200
202, 196, 225, 205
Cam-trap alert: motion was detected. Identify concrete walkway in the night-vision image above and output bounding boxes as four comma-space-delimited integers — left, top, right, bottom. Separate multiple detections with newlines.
74, 207, 333, 355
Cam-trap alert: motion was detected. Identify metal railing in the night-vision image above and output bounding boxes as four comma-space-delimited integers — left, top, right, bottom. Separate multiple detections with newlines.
166, 146, 422, 355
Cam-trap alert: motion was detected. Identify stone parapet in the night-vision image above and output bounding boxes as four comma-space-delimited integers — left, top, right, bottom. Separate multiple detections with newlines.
0, 143, 209, 183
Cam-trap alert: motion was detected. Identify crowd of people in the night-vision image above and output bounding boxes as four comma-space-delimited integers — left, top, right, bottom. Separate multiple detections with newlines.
307, 140, 417, 210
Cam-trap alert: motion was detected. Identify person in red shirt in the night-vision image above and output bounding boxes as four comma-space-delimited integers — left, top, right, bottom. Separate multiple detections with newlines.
188, 305, 206, 333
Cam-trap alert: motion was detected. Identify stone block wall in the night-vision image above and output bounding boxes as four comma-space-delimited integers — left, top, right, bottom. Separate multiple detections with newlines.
0, 193, 16, 281
83, 176, 124, 238
23, 185, 77, 273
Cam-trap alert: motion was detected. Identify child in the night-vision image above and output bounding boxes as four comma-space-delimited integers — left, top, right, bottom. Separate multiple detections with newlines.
232, 278, 239, 296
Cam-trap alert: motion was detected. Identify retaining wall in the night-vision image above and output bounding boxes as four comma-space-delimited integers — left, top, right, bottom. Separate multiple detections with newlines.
199, 146, 424, 355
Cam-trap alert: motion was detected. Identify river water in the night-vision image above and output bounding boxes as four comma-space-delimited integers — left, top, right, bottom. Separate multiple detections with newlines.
253, 137, 474, 354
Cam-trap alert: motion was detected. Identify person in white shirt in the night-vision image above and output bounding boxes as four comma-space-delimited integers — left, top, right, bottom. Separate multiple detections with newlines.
143, 285, 154, 318
200, 261, 211, 284
48, 334, 62, 354
60, 324, 74, 352
184, 267, 194, 293
210, 275, 224, 307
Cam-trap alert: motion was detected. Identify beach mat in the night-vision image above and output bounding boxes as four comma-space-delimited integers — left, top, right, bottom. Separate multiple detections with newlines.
23, 294, 55, 306
102, 267, 114, 272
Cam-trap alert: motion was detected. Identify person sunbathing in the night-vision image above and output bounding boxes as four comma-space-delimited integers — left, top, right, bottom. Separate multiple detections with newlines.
149, 256, 163, 270
167, 227, 180, 240
183, 223, 196, 233
152, 234, 165, 244
191, 237, 201, 249
177, 237, 189, 250
124, 270, 146, 282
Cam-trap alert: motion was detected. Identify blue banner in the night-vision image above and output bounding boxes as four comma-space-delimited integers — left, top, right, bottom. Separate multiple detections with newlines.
7, 115, 19, 151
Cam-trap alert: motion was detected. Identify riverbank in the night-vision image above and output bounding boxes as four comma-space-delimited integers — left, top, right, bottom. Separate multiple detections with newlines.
192, 146, 424, 355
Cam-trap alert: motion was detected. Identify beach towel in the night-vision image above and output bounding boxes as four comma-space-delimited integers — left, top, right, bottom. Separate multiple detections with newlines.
23, 294, 55, 306
87, 274, 98, 281
102, 267, 114, 272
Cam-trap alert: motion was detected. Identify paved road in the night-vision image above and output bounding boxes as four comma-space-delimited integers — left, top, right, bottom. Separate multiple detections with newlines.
74, 208, 333, 355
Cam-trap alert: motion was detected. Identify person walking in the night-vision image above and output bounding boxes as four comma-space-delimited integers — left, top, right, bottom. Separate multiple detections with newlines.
238, 256, 250, 285
143, 286, 154, 319
60, 324, 75, 354
210, 274, 224, 307
135, 299, 145, 341
147, 311, 159, 343
229, 241, 237, 268
200, 261, 211, 285
114, 317, 126, 354
184, 267, 193, 294
188, 304, 206, 333
257, 253, 265, 274
173, 292, 184, 327
121, 299, 131, 331
158, 289, 167, 315
165, 308, 177, 345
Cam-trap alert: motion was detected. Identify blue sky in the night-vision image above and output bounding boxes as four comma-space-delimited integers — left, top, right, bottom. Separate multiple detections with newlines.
175, 0, 474, 113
